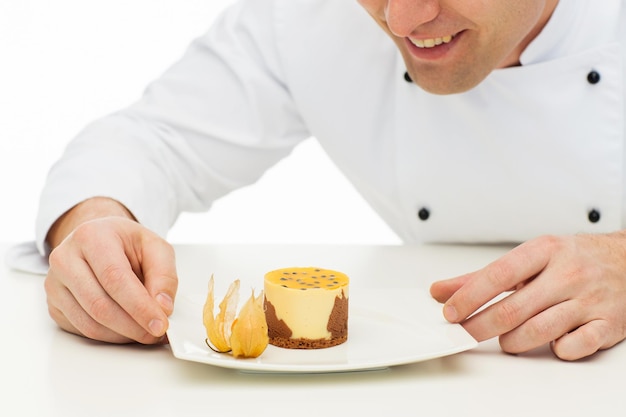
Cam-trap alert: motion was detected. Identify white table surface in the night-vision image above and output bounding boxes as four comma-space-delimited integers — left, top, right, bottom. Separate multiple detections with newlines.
2, 242, 625, 417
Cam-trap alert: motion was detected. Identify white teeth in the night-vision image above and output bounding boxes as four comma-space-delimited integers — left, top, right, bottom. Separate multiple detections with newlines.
410, 35, 453, 49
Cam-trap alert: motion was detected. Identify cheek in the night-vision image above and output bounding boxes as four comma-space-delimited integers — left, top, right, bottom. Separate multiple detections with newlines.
356, 0, 384, 14
497, 3, 546, 40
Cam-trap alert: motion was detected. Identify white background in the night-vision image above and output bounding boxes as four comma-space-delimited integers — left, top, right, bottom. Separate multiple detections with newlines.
0, 0, 400, 246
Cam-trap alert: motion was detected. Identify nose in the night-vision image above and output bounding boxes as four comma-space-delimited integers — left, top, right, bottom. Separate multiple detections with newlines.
384, 0, 441, 37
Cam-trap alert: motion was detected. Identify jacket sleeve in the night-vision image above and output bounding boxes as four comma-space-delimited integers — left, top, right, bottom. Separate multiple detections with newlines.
35, 0, 309, 255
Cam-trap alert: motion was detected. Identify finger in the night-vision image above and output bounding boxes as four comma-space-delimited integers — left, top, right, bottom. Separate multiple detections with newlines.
45, 275, 135, 343
48, 296, 135, 344
53, 258, 162, 343
82, 240, 170, 339
496, 298, 584, 353
551, 320, 615, 361
430, 274, 473, 303
443, 240, 550, 323
460, 274, 570, 342
136, 235, 178, 316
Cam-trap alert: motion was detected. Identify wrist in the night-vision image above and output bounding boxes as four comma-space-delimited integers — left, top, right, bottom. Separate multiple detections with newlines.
46, 197, 135, 249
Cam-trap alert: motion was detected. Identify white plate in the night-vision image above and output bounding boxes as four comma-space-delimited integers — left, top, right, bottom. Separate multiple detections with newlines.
167, 288, 477, 373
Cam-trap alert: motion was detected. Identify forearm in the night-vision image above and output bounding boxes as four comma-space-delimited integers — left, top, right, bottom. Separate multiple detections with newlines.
46, 197, 135, 249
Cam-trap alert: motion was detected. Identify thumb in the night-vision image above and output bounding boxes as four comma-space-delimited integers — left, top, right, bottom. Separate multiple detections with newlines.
139, 235, 178, 316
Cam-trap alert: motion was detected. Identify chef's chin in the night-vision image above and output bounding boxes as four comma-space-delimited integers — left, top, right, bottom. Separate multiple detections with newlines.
405, 64, 489, 96
400, 48, 495, 95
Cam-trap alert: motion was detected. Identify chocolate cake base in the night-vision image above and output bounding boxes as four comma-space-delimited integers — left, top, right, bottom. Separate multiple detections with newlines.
269, 335, 348, 349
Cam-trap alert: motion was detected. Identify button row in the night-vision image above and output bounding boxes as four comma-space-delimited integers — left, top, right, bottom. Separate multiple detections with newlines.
404, 70, 601, 85
417, 207, 602, 223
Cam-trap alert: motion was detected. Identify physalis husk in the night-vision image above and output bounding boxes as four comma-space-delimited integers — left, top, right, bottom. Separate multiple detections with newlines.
203, 275, 239, 353
230, 289, 269, 358
202, 275, 269, 358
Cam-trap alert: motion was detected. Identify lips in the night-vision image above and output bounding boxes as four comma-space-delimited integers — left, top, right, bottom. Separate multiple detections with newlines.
408, 35, 454, 49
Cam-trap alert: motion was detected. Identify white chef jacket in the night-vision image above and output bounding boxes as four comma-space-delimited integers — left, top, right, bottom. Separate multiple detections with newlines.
35, 0, 626, 255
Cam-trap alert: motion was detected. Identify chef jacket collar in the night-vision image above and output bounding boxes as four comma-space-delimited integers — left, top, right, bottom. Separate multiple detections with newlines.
520, 0, 621, 66
519, 0, 572, 65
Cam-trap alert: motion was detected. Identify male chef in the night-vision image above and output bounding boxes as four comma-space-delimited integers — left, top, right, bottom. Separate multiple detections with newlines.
37, 0, 626, 360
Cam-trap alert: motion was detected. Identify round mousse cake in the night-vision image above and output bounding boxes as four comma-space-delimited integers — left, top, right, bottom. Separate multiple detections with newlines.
263, 267, 349, 349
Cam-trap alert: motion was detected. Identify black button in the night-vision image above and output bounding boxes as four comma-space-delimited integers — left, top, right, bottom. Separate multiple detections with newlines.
588, 209, 601, 223
417, 207, 430, 221
404, 71, 413, 83
587, 70, 601, 85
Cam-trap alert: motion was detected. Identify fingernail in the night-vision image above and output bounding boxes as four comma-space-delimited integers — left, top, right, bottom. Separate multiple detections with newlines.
444, 305, 458, 322
149, 319, 165, 336
156, 293, 173, 311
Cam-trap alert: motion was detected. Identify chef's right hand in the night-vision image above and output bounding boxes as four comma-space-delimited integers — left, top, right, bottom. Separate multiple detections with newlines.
44, 198, 178, 344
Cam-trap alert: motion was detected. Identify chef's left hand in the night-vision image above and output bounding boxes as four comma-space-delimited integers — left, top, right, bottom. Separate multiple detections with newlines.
430, 233, 626, 360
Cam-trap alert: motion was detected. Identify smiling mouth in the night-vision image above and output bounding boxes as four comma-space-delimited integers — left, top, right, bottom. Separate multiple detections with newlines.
408, 35, 454, 48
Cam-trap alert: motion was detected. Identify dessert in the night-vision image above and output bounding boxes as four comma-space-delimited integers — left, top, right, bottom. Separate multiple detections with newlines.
264, 267, 349, 349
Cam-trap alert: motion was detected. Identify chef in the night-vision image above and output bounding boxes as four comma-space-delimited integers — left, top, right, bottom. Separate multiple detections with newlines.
37, 0, 626, 360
